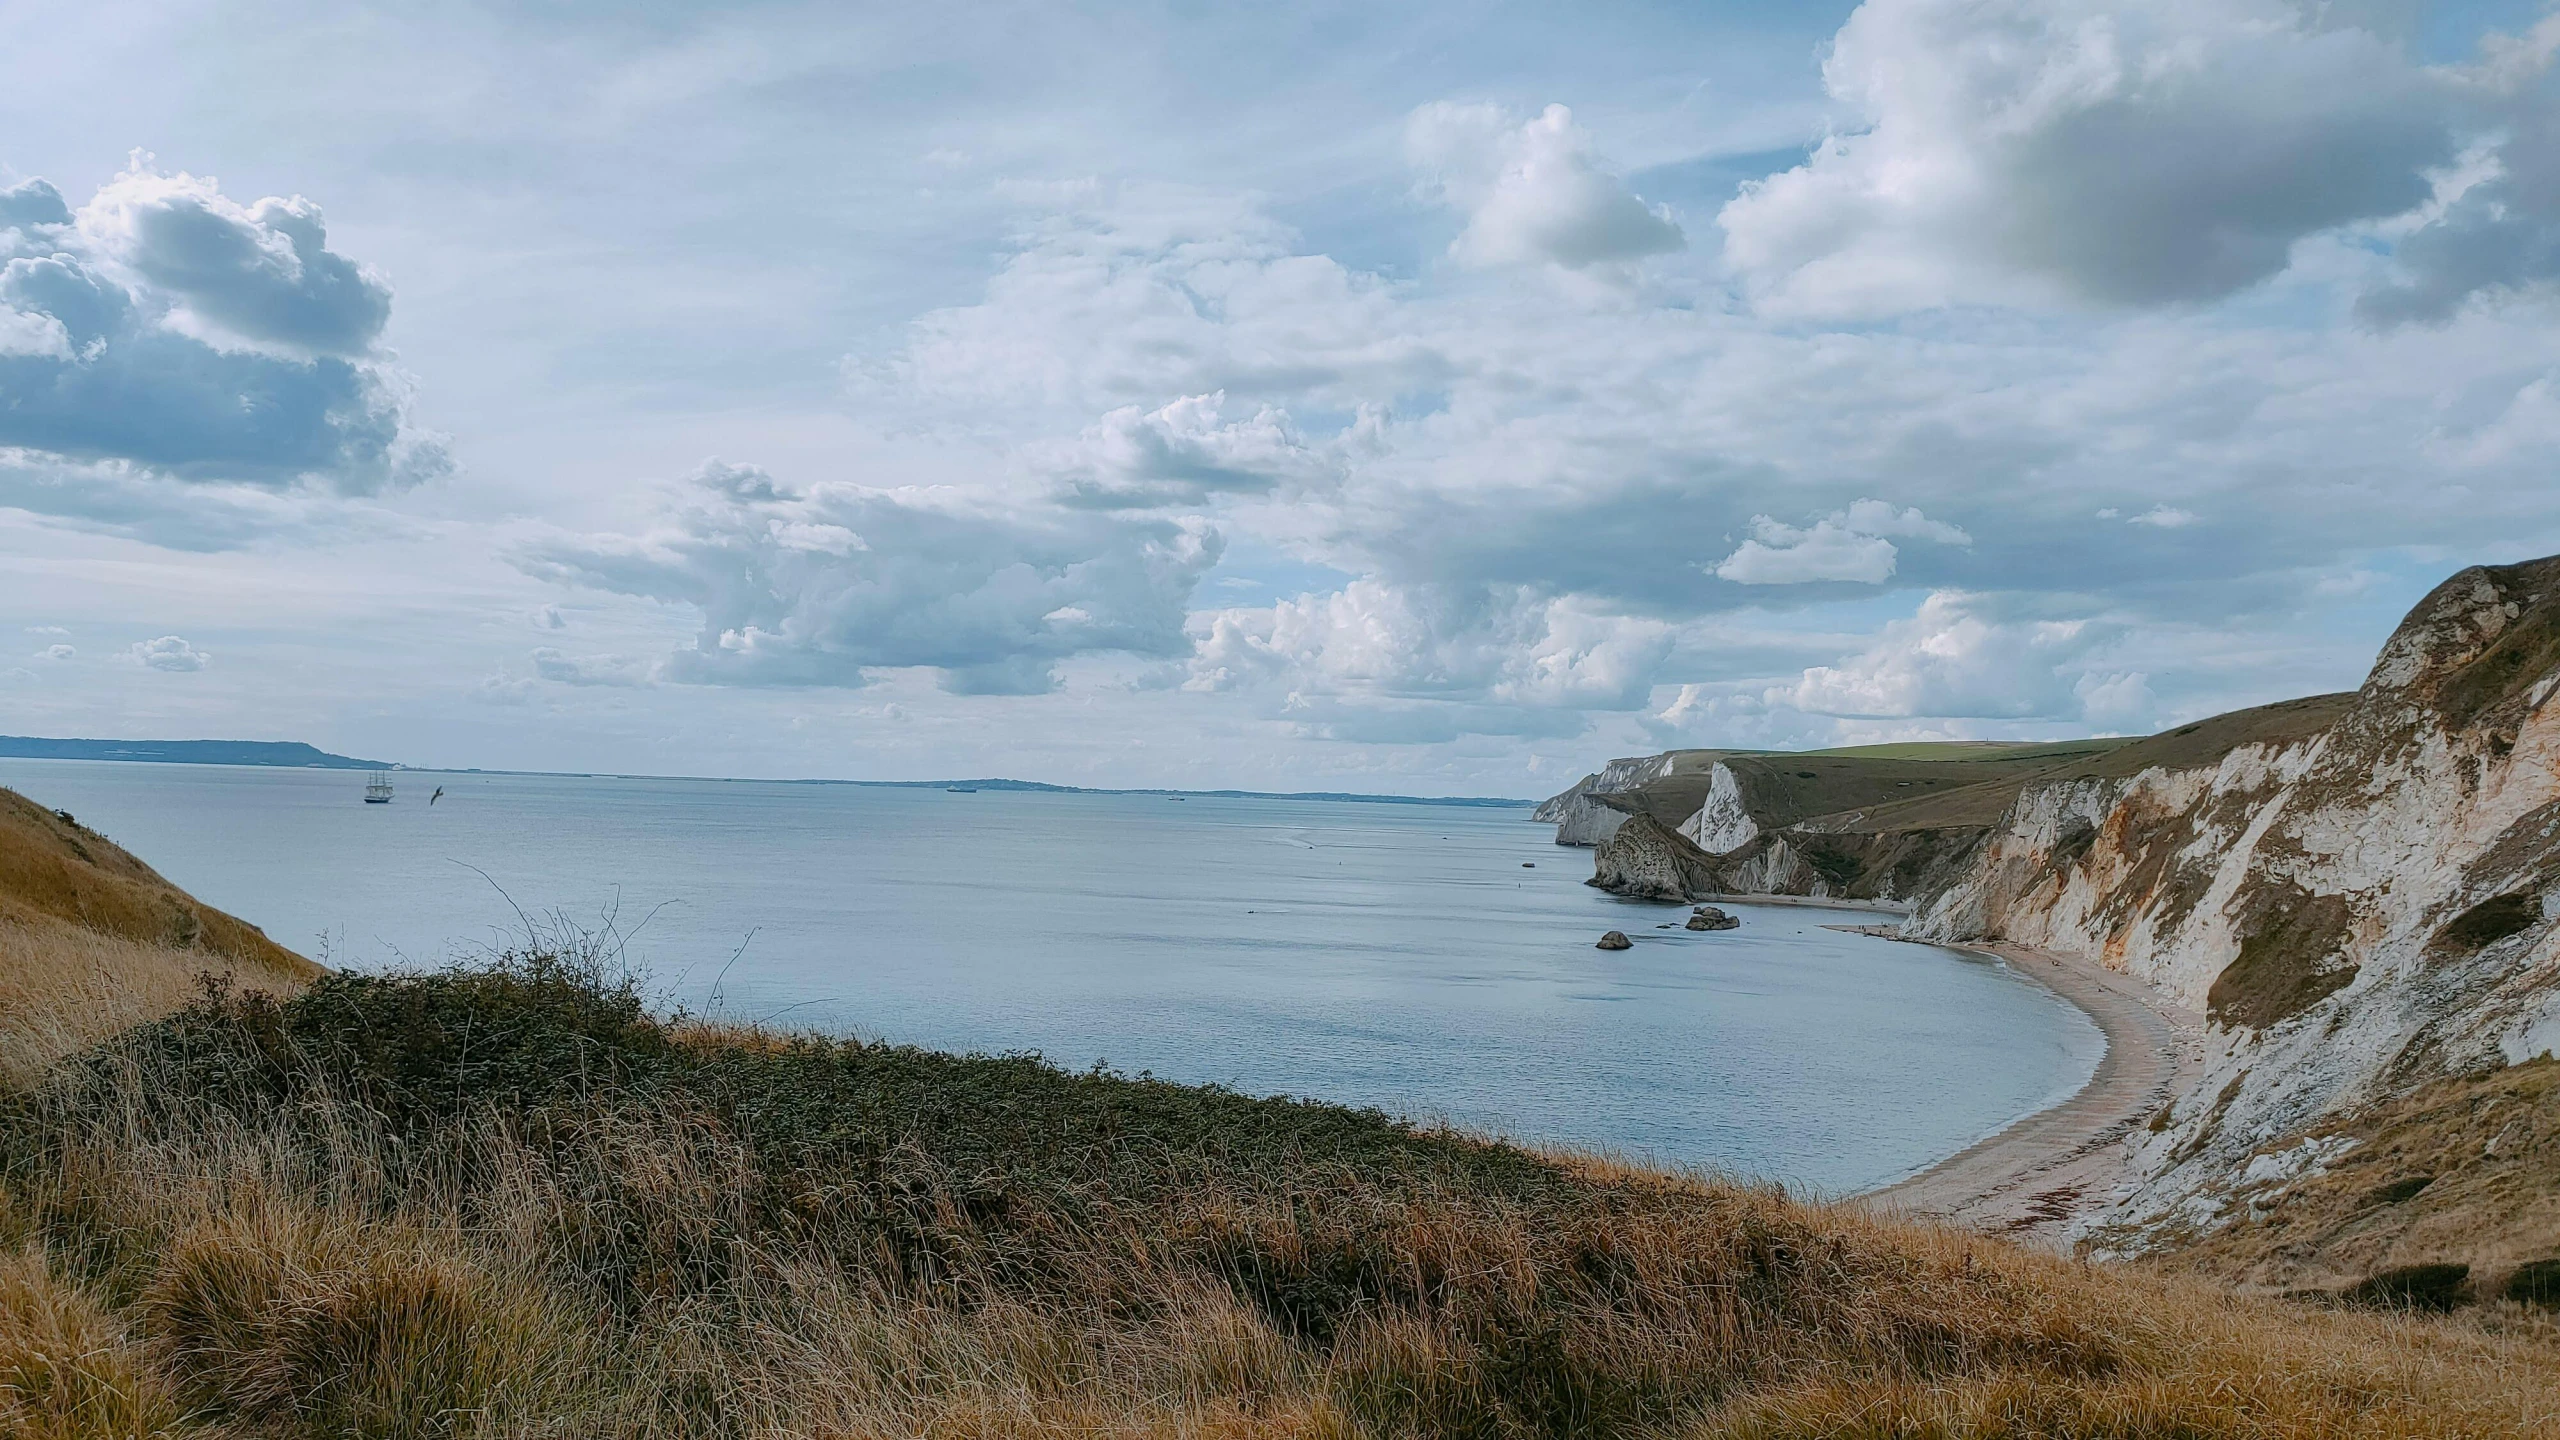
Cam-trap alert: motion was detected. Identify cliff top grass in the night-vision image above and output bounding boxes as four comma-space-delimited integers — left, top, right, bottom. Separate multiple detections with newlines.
4, 949, 2559, 1437
1775, 692, 2364, 838
1798, 738, 2136, 763
1595, 743, 2132, 836
0, 786, 316, 1086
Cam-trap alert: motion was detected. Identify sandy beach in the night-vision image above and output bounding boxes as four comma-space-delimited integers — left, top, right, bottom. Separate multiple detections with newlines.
1857, 936, 2205, 1249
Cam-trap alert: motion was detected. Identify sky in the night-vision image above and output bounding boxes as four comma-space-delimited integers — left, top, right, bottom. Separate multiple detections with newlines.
4, 0, 2559, 796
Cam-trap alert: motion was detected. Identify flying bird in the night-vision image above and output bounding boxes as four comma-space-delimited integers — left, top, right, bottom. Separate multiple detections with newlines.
430, 786, 444, 805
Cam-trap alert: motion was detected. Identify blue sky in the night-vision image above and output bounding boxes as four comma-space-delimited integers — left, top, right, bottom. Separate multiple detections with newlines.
3, 0, 2558, 793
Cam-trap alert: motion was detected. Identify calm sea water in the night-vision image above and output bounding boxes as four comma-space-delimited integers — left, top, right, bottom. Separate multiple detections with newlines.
3, 759, 2100, 1194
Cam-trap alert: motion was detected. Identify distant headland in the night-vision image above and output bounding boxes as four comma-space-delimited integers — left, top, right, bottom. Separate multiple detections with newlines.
0, 735, 1532, 807
0, 736, 393, 769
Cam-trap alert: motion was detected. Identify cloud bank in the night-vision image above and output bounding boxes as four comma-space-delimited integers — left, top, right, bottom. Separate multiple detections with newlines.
518, 460, 1220, 694
0, 161, 444, 539
1721, 0, 2456, 313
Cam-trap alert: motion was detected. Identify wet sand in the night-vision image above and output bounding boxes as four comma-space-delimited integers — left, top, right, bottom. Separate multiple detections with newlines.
1857, 937, 2204, 1250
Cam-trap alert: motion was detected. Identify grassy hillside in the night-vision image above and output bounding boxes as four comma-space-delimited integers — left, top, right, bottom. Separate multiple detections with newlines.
1, 954, 2556, 1437
0, 786, 317, 1085
1800, 738, 2136, 763
1575, 697, 2351, 854
1592, 746, 2125, 834
1777, 693, 2361, 841
2123, 1059, 2560, 1308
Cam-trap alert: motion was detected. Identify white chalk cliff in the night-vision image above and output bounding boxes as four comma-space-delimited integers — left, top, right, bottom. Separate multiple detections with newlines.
1535, 752, 1689, 846
1679, 763, 1760, 855
1549, 556, 2560, 1263
1905, 558, 2560, 1250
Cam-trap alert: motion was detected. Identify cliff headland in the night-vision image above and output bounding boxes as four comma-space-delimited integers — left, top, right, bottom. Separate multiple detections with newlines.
1546, 554, 2560, 1306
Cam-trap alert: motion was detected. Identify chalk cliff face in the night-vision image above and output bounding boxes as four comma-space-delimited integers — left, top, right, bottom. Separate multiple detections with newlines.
1536, 752, 1688, 846
1680, 763, 1759, 854
1906, 558, 2560, 1258
1587, 813, 1728, 902
1557, 555, 2560, 1278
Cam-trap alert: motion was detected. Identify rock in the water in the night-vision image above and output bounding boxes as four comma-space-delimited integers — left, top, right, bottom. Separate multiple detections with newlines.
1596, 930, 1633, 950
1686, 906, 1740, 931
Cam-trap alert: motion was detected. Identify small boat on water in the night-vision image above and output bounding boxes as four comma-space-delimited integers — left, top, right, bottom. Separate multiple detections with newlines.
363, 772, 395, 804
946, 786, 977, 793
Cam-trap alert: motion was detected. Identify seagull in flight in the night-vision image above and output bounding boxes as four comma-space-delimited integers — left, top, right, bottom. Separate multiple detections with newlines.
430, 786, 444, 805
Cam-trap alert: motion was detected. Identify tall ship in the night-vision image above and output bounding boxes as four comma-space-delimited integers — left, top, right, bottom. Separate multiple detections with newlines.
363, 772, 394, 804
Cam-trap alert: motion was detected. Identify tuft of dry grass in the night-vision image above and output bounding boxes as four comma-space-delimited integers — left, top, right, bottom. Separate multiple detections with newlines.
141, 1203, 587, 1437
0, 1246, 181, 1439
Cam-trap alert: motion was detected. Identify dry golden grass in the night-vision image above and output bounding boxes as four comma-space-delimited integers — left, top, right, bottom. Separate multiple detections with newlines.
0, 958, 2552, 1439
0, 921, 309, 1089
0, 784, 317, 1088
0, 789, 308, 974
0, 1242, 181, 1440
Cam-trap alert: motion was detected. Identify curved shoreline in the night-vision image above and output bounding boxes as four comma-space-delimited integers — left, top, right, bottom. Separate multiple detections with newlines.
1855, 936, 2203, 1249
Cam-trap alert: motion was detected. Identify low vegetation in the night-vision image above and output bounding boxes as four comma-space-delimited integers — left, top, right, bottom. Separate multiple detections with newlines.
2, 944, 2558, 1438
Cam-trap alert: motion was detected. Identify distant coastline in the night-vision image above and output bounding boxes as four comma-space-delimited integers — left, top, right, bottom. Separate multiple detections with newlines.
0, 736, 392, 769
0, 736, 1533, 808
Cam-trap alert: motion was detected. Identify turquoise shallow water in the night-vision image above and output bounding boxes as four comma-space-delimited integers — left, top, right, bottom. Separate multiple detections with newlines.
2, 759, 2100, 1194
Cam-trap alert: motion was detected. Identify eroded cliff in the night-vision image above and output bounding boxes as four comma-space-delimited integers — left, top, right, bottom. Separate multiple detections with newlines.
1556, 556, 2560, 1292
1914, 559, 2560, 1280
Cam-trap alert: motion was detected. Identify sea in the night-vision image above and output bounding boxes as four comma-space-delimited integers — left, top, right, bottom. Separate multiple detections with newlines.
1, 759, 2103, 1195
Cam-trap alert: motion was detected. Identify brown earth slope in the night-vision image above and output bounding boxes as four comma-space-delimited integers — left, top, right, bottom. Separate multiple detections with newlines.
0, 786, 316, 1085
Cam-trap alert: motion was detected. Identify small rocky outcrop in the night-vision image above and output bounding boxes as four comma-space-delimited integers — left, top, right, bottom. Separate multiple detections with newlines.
1587, 812, 1728, 902
1687, 906, 1740, 931
1595, 930, 1632, 950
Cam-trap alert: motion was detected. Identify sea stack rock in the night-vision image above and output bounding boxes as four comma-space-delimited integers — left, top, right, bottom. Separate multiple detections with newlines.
1687, 906, 1740, 931
1596, 930, 1633, 950
1587, 812, 1728, 902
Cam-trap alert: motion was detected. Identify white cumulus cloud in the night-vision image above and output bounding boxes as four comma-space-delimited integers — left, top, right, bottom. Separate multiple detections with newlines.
1038, 391, 1336, 509
77, 158, 392, 357
127, 635, 209, 672
2128, 505, 2199, 528
1719, 0, 2455, 314
0, 161, 445, 542
1714, 500, 1969, 585
517, 459, 1221, 695
1407, 102, 1684, 272
1189, 581, 1673, 737
1776, 591, 2102, 719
